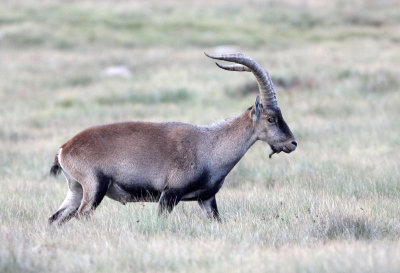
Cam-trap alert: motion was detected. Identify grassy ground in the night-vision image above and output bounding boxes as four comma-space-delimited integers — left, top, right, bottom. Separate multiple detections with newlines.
1, 0, 400, 272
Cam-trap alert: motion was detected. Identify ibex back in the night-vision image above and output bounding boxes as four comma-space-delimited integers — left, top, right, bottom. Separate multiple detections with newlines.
49, 53, 297, 225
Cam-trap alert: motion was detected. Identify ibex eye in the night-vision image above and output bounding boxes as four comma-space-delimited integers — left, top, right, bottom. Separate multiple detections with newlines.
268, 117, 276, 123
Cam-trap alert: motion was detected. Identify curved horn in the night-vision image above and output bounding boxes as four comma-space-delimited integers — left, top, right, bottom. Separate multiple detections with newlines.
215, 62, 252, 72
204, 52, 277, 106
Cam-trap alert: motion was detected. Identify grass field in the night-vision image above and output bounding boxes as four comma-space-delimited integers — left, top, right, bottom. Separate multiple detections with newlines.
1, 0, 400, 272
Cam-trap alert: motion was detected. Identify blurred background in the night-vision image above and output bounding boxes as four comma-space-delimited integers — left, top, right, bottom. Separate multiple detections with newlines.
1, 0, 399, 272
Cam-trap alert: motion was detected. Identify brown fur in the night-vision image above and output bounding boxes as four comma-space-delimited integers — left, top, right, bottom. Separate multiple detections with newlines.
49, 52, 298, 225
49, 103, 296, 226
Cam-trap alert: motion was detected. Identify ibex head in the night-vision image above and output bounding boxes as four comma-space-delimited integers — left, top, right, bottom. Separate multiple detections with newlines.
205, 52, 297, 158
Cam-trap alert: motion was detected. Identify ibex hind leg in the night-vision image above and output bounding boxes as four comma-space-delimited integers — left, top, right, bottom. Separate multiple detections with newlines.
49, 173, 83, 226
76, 172, 110, 219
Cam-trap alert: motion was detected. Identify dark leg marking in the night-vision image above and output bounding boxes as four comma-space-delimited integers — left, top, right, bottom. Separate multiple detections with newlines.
209, 197, 221, 221
158, 189, 183, 215
198, 195, 221, 222
76, 171, 110, 217
48, 208, 66, 225
93, 171, 111, 208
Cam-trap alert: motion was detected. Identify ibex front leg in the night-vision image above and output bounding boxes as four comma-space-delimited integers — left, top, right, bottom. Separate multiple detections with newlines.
198, 195, 221, 221
158, 189, 183, 216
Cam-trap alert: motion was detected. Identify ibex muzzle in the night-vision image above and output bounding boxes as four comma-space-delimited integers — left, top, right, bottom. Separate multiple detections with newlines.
48, 52, 297, 225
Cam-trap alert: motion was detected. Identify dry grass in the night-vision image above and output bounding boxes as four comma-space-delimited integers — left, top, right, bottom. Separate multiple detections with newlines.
1, 0, 400, 272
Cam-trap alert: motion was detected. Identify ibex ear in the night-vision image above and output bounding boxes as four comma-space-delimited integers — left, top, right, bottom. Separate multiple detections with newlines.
253, 96, 263, 119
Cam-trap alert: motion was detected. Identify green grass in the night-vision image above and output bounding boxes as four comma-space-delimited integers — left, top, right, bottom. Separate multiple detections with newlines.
1, 0, 400, 272
95, 87, 192, 105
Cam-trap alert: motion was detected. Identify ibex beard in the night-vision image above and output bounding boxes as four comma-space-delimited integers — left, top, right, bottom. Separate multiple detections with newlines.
48, 52, 297, 226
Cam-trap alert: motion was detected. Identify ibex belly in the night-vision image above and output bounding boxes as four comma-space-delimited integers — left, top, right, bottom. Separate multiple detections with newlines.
106, 180, 162, 203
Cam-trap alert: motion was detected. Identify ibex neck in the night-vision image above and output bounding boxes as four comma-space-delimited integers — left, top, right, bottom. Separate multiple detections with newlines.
205, 110, 256, 174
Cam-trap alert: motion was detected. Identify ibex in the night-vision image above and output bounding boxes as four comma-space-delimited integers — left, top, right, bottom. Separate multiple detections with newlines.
49, 53, 297, 225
